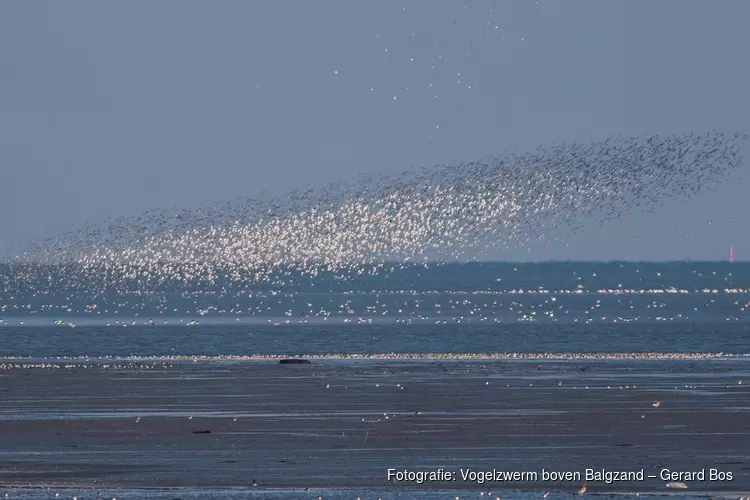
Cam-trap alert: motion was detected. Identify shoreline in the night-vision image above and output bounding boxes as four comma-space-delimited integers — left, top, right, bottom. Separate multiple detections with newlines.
2, 352, 749, 372
1, 351, 748, 364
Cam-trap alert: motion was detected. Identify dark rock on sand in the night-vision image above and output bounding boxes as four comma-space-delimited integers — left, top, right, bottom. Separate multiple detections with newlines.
279, 358, 312, 364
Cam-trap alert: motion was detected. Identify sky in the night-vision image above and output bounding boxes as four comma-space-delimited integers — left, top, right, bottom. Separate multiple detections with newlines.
0, 0, 748, 261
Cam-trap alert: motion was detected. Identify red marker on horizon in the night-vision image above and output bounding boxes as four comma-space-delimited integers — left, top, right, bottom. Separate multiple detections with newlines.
729, 246, 735, 263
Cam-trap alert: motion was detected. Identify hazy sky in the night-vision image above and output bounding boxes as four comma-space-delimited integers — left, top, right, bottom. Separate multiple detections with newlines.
1, 0, 748, 261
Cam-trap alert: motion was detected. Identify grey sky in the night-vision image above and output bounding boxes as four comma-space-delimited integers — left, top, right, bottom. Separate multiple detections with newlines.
0, 0, 748, 261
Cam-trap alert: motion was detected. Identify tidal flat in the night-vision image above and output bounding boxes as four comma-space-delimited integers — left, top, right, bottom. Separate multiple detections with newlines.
1, 357, 749, 495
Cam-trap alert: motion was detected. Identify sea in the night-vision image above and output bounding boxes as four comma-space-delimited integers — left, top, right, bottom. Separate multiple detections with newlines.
1, 261, 749, 358
2, 261, 750, 500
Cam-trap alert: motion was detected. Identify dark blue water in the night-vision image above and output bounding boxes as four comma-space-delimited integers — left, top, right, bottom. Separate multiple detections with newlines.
1, 261, 749, 357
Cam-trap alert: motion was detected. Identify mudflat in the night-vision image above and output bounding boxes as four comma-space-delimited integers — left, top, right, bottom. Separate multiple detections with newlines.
1, 357, 749, 493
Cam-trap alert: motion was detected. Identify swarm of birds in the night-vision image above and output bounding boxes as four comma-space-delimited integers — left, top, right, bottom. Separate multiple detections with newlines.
2, 132, 746, 291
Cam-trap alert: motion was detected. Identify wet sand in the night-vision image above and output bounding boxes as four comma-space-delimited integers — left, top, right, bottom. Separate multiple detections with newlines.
1, 358, 749, 494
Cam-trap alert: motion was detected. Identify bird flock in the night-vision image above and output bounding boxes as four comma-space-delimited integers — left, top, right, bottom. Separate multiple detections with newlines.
2, 132, 746, 292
